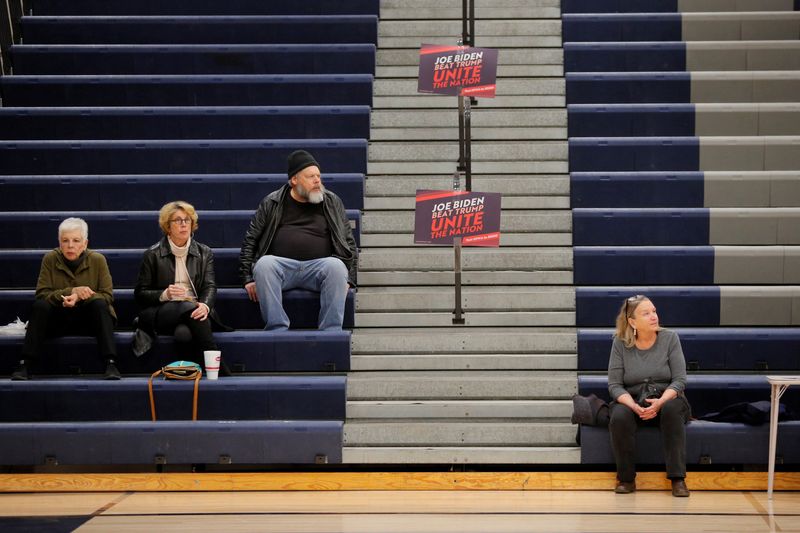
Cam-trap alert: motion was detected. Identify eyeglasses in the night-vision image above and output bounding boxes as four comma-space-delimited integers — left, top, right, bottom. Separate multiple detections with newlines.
170, 217, 192, 226
625, 294, 645, 316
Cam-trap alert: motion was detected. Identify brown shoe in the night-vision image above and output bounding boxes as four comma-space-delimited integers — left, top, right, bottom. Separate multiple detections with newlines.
671, 479, 690, 497
614, 481, 636, 494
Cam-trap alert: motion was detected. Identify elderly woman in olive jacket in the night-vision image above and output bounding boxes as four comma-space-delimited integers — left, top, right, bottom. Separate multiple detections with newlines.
134, 201, 230, 372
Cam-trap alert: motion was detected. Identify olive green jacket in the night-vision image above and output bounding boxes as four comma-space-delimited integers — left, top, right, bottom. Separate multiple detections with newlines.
35, 249, 116, 321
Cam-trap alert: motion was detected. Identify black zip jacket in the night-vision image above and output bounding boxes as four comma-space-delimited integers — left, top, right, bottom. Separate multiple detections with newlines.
238, 184, 358, 287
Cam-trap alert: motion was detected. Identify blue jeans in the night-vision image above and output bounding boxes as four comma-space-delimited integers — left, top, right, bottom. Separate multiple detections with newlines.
252, 255, 348, 330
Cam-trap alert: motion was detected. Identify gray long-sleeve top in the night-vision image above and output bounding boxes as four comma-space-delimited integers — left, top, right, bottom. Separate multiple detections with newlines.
607, 328, 687, 401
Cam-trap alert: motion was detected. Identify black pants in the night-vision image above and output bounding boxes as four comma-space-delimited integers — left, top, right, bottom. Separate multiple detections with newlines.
608, 397, 690, 482
149, 301, 217, 365
22, 298, 117, 364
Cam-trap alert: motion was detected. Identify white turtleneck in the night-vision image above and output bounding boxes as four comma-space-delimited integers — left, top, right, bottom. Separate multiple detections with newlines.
159, 237, 197, 302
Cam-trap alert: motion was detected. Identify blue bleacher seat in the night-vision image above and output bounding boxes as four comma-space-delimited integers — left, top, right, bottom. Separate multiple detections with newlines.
0, 288, 356, 330
573, 208, 710, 246
0, 74, 374, 107
562, 14, 682, 42
0, 209, 361, 249
566, 72, 691, 104
0, 139, 368, 175
575, 287, 720, 327
29, 0, 381, 16
569, 137, 700, 172
20, 16, 379, 45
561, 0, 678, 13
0, 106, 371, 140
0, 376, 346, 421
578, 328, 800, 371
11, 44, 377, 75
573, 246, 714, 285
568, 104, 695, 137
570, 172, 705, 208
0, 420, 343, 464
0, 174, 364, 211
0, 330, 352, 375
564, 43, 687, 73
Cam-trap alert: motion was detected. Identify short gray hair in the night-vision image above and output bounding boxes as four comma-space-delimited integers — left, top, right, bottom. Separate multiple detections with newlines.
58, 217, 89, 241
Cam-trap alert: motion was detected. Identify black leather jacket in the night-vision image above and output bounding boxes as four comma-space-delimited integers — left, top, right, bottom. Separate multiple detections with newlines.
238, 184, 358, 286
134, 236, 229, 331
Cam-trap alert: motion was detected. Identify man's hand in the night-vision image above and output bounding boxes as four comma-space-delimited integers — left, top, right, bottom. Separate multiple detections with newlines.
62, 293, 79, 307
71, 286, 94, 300
245, 282, 258, 302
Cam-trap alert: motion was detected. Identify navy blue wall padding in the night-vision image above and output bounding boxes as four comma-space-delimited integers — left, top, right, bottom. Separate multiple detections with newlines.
0, 106, 371, 140
0, 174, 364, 211
0, 288, 356, 330
569, 138, 700, 172
572, 208, 710, 246
11, 44, 377, 75
562, 14, 682, 42
570, 172, 704, 208
0, 330, 351, 375
20, 16, 379, 45
564, 43, 686, 73
0, 376, 346, 422
566, 73, 691, 104
568, 104, 695, 137
0, 140, 368, 175
0, 209, 360, 248
573, 246, 714, 285
0, 420, 343, 465
561, 0, 678, 13
580, 421, 800, 464
578, 328, 800, 371
30, 0, 381, 16
0, 75, 374, 107
575, 286, 721, 327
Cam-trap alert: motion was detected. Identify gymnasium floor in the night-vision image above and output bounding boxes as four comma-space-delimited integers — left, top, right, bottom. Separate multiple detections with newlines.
1, 489, 798, 532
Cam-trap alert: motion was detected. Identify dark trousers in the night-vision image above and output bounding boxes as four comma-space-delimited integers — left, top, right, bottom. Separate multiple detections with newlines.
150, 301, 217, 365
22, 298, 117, 363
608, 397, 690, 482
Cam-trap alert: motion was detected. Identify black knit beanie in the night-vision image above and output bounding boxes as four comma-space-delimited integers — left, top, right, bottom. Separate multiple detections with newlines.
287, 150, 320, 179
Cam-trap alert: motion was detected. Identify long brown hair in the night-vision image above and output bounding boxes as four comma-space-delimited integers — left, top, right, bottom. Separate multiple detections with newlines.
614, 295, 649, 348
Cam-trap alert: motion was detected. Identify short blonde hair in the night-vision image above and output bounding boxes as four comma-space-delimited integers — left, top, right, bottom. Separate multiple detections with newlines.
614, 295, 653, 348
158, 201, 198, 235
58, 217, 89, 241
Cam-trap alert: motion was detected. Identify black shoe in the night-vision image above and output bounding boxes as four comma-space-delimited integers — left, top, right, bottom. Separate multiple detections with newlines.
614, 481, 636, 494
671, 479, 690, 497
11, 362, 29, 381
103, 360, 121, 380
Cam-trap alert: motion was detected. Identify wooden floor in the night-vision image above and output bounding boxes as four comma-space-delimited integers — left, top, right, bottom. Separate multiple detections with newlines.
1, 489, 798, 532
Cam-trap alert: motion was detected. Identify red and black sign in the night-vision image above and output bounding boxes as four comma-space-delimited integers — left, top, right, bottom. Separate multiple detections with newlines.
414, 190, 501, 247
417, 44, 498, 98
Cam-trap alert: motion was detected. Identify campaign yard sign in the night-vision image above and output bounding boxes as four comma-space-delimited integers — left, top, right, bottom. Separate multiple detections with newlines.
417, 44, 498, 98
414, 190, 501, 247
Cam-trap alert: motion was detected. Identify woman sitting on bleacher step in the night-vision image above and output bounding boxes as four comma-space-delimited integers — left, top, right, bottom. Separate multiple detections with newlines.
12, 217, 120, 381
608, 295, 691, 498
134, 201, 231, 376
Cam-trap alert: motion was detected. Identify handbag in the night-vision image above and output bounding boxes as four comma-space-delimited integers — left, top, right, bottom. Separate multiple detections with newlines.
148, 360, 202, 421
636, 378, 661, 408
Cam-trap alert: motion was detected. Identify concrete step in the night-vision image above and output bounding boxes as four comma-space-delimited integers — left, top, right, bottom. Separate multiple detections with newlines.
370, 125, 567, 141
365, 174, 569, 198
347, 399, 573, 419
379, 48, 562, 69
678, 0, 797, 12
358, 247, 573, 271
361, 210, 571, 234
357, 270, 574, 286
704, 170, 800, 207
378, 64, 563, 78
364, 195, 570, 209
343, 421, 576, 446
356, 286, 575, 311
360, 233, 572, 247
346, 370, 577, 399
374, 94, 566, 109
352, 327, 577, 354
374, 78, 565, 98
379, 20, 561, 44
354, 311, 576, 328
350, 353, 576, 371
341, 445, 581, 464
380, 0, 561, 21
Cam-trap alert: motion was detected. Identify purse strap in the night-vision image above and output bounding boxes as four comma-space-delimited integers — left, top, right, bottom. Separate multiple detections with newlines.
148, 367, 201, 421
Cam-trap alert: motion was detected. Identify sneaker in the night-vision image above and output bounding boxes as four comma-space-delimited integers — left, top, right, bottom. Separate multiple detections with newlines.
11, 362, 29, 381
614, 481, 636, 494
671, 479, 690, 497
103, 360, 121, 380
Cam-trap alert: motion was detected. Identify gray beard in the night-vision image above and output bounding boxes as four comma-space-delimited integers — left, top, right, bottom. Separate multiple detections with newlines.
296, 183, 325, 204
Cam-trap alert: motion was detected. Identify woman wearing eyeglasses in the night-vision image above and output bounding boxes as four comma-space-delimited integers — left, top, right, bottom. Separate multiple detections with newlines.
134, 201, 231, 374
608, 295, 691, 497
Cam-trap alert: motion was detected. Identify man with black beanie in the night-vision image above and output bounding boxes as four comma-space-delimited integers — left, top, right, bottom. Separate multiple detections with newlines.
238, 150, 357, 330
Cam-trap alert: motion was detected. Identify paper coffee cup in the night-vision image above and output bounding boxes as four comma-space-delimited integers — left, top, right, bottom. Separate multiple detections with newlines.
203, 350, 221, 380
